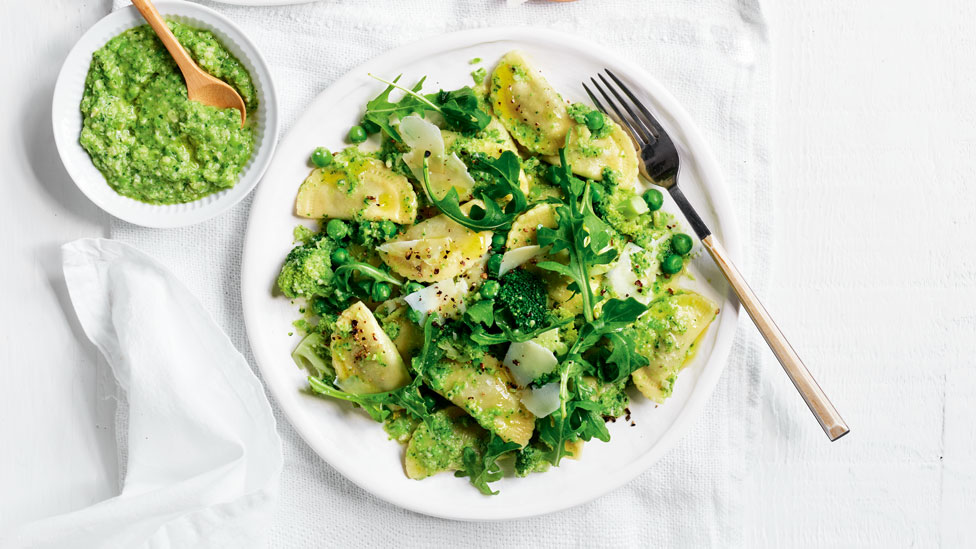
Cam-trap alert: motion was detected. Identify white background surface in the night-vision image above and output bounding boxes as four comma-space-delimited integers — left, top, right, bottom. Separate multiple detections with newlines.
2, 0, 973, 547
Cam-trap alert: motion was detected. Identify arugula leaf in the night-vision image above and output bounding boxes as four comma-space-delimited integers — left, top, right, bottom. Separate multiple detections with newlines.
329, 261, 401, 306
421, 151, 528, 231
600, 332, 650, 383
463, 299, 495, 328
412, 315, 442, 378
535, 366, 611, 465
366, 75, 491, 141
467, 315, 572, 346
453, 433, 520, 495
469, 152, 527, 214
538, 300, 646, 466
307, 376, 391, 422
427, 88, 491, 133
536, 148, 618, 324
572, 297, 648, 355
363, 75, 427, 142
333, 262, 401, 288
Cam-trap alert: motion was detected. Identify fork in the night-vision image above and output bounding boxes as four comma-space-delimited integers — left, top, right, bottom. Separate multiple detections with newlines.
585, 71, 849, 441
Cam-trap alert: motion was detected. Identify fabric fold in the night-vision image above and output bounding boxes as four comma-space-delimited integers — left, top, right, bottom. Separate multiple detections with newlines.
1, 239, 282, 549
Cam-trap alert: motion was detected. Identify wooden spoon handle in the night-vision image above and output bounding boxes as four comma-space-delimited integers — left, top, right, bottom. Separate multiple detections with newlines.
130, 0, 198, 77
701, 234, 850, 441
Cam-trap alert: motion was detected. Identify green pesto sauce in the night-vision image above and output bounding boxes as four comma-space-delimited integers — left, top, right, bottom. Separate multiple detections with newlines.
80, 22, 257, 205
471, 67, 487, 85
405, 410, 480, 476
383, 410, 420, 443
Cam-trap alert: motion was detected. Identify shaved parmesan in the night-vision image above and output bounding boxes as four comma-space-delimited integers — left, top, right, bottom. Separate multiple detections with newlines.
403, 278, 469, 323
399, 114, 476, 201
399, 114, 444, 156
606, 238, 668, 305
503, 340, 558, 387
521, 383, 560, 417
499, 245, 544, 276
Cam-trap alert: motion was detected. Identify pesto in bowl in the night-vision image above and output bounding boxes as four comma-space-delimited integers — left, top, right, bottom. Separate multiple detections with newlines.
79, 21, 257, 205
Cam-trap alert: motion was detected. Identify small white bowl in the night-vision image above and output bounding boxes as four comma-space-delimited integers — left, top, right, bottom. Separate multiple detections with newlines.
52, 1, 279, 228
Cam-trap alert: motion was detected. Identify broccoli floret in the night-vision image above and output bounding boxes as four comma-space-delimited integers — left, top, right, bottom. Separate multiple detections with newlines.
291, 332, 334, 379
515, 444, 552, 477
497, 268, 549, 331
276, 238, 336, 298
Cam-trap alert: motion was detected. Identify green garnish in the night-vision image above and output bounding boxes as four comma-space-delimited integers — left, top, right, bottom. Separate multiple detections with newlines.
534, 149, 651, 465
364, 74, 491, 141
536, 148, 618, 322
454, 433, 520, 495
333, 261, 401, 288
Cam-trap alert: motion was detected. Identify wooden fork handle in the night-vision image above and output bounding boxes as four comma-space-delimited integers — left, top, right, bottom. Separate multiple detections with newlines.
130, 0, 198, 78
701, 234, 850, 441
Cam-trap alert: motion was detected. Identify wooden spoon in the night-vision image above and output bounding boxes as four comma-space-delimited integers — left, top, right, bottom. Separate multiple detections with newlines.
131, 0, 246, 127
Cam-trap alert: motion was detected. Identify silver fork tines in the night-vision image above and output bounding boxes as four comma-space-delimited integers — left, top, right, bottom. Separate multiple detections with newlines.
583, 70, 678, 184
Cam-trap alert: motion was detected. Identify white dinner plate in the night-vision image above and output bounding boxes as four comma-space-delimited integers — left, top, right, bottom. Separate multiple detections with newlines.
52, 1, 279, 228
241, 27, 741, 520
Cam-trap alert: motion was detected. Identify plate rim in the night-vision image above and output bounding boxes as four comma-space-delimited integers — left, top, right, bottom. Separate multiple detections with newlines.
51, 0, 280, 228
241, 25, 743, 521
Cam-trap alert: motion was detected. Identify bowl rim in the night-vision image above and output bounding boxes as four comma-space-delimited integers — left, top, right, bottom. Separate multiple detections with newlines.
241, 25, 743, 520
51, 0, 279, 228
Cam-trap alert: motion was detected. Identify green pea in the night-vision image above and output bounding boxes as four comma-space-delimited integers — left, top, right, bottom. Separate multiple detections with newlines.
331, 247, 350, 265
326, 219, 349, 240
487, 253, 503, 276
403, 282, 423, 295
379, 220, 398, 239
310, 147, 333, 168
370, 282, 392, 302
347, 125, 367, 144
480, 280, 500, 299
643, 188, 664, 211
585, 110, 605, 132
491, 233, 506, 251
671, 233, 693, 256
661, 254, 683, 274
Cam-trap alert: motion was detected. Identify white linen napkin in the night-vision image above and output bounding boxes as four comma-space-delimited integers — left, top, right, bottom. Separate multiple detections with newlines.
106, 0, 769, 546
0, 239, 282, 549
